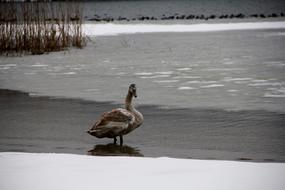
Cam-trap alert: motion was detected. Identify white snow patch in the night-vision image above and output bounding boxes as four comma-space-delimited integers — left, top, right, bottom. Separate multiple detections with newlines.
251, 79, 268, 83
62, 72, 77, 75
227, 89, 240, 92
0, 66, 11, 70
185, 80, 218, 84
155, 71, 174, 75
173, 76, 201, 79
28, 93, 40, 97
134, 72, 153, 76
178, 86, 196, 90
223, 77, 252, 82
222, 61, 235, 65
30, 63, 48, 67
205, 68, 245, 71
140, 75, 170, 79
201, 84, 225, 88
0, 152, 285, 190
153, 80, 179, 83
264, 93, 285, 98
84, 22, 285, 36
248, 82, 283, 87
1, 64, 17, 67
24, 72, 36, 75
116, 72, 127, 75
176, 67, 192, 71
84, 89, 99, 92
0, 64, 17, 70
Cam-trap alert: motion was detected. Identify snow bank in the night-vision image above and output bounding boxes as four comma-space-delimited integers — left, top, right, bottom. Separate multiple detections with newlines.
0, 152, 284, 190
84, 21, 285, 36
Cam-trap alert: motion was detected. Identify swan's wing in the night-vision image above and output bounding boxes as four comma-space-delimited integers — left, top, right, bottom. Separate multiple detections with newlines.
92, 108, 135, 131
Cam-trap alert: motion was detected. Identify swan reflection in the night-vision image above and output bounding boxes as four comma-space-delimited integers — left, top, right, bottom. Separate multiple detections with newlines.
88, 143, 144, 157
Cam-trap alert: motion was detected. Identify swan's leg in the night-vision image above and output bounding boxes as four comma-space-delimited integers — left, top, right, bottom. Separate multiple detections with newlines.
113, 137, 117, 144
119, 135, 123, 146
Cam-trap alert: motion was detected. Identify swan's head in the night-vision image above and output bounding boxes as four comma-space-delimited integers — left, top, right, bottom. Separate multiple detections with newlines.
129, 84, 137, 98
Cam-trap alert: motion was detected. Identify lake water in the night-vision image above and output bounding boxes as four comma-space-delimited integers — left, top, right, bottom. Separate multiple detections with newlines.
0, 1, 285, 161
0, 89, 284, 162
82, 0, 285, 20
1, 26, 285, 161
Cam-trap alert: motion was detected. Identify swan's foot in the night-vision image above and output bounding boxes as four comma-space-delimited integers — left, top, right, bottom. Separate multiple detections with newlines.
113, 137, 117, 144
120, 135, 123, 146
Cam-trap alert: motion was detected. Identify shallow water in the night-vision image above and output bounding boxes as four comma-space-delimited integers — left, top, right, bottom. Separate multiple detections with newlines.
0, 90, 284, 162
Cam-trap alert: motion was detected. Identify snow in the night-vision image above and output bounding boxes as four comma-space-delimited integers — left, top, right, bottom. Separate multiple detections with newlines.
84, 21, 285, 36
0, 152, 284, 190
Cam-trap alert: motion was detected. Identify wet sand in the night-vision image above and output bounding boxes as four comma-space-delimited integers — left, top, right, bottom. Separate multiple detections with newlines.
0, 89, 285, 162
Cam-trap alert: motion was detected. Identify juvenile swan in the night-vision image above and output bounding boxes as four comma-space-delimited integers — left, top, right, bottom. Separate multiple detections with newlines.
87, 84, 143, 145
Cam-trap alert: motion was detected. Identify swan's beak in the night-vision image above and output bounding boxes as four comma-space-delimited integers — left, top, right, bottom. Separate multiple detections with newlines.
134, 92, 137, 98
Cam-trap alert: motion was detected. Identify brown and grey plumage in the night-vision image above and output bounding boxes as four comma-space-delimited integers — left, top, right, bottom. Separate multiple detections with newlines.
87, 84, 143, 145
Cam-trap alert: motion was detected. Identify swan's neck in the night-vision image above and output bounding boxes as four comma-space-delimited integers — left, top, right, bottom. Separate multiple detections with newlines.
125, 92, 143, 124
125, 92, 134, 112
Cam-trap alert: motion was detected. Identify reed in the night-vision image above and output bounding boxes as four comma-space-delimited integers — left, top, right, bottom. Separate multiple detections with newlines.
0, 0, 87, 55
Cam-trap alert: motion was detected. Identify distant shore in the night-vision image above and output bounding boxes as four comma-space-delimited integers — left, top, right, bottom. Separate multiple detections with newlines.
86, 12, 285, 22
80, 0, 285, 24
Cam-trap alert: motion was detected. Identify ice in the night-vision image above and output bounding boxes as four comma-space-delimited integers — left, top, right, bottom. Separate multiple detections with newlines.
201, 84, 225, 88
223, 77, 253, 82
185, 80, 218, 84
251, 80, 268, 83
140, 75, 170, 79
205, 68, 245, 71
0, 66, 10, 70
84, 21, 285, 36
227, 89, 239, 92
62, 72, 77, 75
222, 61, 234, 65
264, 87, 285, 98
248, 82, 283, 87
173, 76, 201, 79
0, 152, 285, 190
154, 71, 174, 75
1, 22, 285, 112
30, 63, 48, 67
153, 80, 179, 83
176, 67, 192, 71
1, 64, 17, 67
0, 64, 17, 70
24, 72, 36, 75
134, 72, 153, 76
84, 89, 99, 92
264, 93, 285, 98
178, 86, 196, 90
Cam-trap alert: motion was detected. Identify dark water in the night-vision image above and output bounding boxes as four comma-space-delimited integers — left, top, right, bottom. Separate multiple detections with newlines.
82, 0, 285, 20
1, 89, 285, 162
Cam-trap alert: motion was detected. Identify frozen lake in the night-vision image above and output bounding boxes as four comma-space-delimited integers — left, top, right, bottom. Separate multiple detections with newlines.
1, 23, 285, 112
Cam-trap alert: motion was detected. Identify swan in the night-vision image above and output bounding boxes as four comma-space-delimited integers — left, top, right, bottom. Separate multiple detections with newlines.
87, 84, 143, 145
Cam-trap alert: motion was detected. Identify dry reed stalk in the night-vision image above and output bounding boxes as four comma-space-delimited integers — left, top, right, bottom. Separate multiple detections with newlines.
0, 0, 87, 55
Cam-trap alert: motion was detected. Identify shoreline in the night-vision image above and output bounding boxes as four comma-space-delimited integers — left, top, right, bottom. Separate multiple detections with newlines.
1, 88, 285, 162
